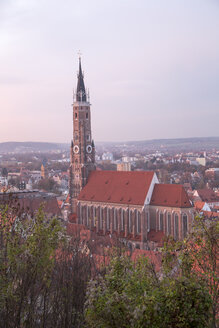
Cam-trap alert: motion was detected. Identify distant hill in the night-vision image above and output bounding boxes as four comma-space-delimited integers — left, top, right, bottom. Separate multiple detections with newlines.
1, 137, 219, 154
0, 142, 69, 154
96, 137, 219, 153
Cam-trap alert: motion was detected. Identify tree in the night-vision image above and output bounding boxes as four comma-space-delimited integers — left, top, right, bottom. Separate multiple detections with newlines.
34, 177, 59, 194
0, 206, 62, 327
85, 249, 212, 328
0, 204, 94, 328
176, 216, 219, 328
48, 239, 93, 327
8, 175, 20, 187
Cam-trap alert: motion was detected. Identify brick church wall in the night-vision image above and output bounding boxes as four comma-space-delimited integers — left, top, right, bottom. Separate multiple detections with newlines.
149, 205, 193, 240
77, 200, 194, 248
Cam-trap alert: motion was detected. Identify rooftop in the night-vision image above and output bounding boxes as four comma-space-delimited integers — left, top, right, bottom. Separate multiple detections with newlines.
150, 184, 192, 208
78, 170, 155, 206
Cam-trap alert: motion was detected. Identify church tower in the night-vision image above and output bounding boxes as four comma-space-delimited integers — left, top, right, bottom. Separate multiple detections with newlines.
69, 57, 95, 214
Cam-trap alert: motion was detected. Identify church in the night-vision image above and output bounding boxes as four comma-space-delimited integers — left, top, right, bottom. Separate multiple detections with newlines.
69, 58, 194, 249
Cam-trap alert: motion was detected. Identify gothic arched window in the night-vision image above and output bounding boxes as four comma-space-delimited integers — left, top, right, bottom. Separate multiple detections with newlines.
121, 209, 125, 231
99, 207, 103, 230
114, 208, 118, 231
167, 212, 171, 235
159, 212, 164, 231
183, 214, 188, 238
86, 206, 89, 226
106, 208, 110, 231
146, 212, 150, 232
129, 211, 133, 234
137, 211, 141, 234
174, 214, 179, 240
87, 206, 91, 227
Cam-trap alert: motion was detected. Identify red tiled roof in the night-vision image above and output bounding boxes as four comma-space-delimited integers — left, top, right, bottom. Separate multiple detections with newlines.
13, 197, 61, 216
194, 201, 206, 211
65, 193, 70, 204
150, 184, 191, 208
202, 211, 219, 218
78, 170, 155, 206
66, 222, 85, 236
57, 200, 63, 208
94, 249, 163, 272
69, 213, 77, 223
131, 249, 162, 272
197, 189, 219, 203
66, 223, 119, 249
147, 229, 165, 245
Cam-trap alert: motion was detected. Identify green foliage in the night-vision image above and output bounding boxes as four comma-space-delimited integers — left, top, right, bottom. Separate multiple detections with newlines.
35, 177, 59, 193
175, 216, 219, 328
1, 203, 217, 328
0, 205, 62, 327
0, 203, 94, 328
85, 240, 213, 328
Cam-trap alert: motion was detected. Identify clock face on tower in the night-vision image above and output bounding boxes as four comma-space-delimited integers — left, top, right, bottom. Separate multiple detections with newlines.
86, 145, 92, 153
73, 145, 79, 154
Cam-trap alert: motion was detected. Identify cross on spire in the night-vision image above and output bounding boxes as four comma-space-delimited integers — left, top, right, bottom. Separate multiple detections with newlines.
78, 50, 82, 60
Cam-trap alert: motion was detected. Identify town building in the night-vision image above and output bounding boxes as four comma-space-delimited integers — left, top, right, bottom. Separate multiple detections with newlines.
117, 162, 132, 171
193, 188, 219, 208
0, 190, 61, 218
102, 152, 114, 161
196, 154, 207, 166
205, 168, 219, 180
69, 59, 194, 248
76, 171, 193, 249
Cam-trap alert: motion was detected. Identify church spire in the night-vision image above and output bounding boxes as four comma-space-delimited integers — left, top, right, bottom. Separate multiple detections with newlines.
70, 57, 95, 214
76, 57, 87, 102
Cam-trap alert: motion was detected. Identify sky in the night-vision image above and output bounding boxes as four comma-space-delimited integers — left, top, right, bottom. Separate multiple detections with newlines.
0, 0, 219, 143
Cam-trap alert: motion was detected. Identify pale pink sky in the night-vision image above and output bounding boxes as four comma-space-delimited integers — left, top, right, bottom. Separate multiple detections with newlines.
0, 0, 219, 143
